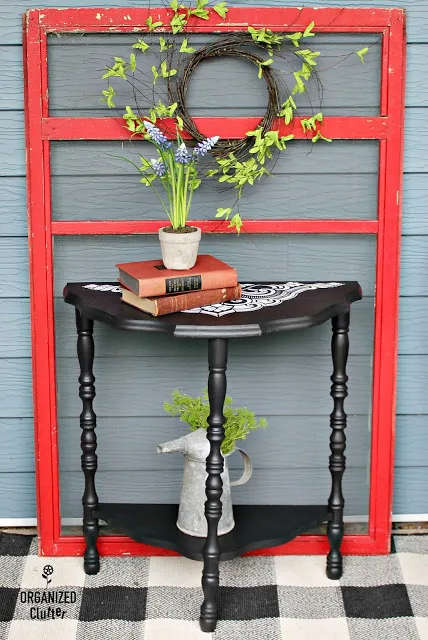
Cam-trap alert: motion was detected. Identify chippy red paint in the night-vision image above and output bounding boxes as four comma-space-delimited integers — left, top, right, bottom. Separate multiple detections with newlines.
23, 7, 406, 557
42, 116, 389, 141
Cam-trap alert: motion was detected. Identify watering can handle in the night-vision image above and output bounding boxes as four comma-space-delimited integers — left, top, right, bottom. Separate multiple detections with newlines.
230, 449, 253, 487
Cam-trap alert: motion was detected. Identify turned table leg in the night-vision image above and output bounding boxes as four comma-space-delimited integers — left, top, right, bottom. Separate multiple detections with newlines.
200, 338, 228, 633
76, 308, 100, 575
327, 311, 349, 580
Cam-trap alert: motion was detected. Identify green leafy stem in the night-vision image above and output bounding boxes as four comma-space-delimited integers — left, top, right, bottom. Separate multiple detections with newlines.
100, 9, 369, 233
164, 387, 268, 455
144, 0, 229, 35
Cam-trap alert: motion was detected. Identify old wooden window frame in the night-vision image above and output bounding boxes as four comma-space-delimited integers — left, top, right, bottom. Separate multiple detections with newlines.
23, 7, 405, 557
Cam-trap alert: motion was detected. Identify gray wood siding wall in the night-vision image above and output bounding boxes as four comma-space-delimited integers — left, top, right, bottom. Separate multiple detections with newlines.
0, 0, 426, 520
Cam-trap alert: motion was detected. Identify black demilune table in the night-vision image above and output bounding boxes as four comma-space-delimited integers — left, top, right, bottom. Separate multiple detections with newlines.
63, 280, 362, 632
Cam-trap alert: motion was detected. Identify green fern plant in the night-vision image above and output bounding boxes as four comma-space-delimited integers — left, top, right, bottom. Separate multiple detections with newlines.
164, 388, 267, 455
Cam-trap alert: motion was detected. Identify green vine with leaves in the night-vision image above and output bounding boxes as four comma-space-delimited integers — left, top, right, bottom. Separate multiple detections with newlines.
101, 1, 369, 233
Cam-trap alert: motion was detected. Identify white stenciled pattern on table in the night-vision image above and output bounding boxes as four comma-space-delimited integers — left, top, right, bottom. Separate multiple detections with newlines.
82, 282, 345, 318
83, 284, 122, 293
182, 282, 345, 317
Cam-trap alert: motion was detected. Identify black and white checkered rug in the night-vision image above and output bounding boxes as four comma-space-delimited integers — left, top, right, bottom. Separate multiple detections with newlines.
1, 534, 428, 639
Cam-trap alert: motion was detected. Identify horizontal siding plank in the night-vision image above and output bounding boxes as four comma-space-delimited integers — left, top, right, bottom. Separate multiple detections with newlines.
0, 112, 24, 177
2, 1, 426, 45
0, 473, 36, 518
48, 41, 421, 110
54, 355, 373, 418
395, 415, 428, 468
402, 174, 428, 235
2, 41, 424, 114
0, 355, 372, 419
0, 178, 28, 237
398, 356, 428, 414
4, 173, 428, 236
404, 109, 428, 174
1, 404, 424, 476
399, 298, 428, 354
0, 359, 33, 418
48, 41, 380, 115
15, 353, 428, 435
406, 45, 428, 107
59, 467, 369, 518
50, 139, 379, 176
9, 413, 428, 483
401, 236, 428, 296
0, 298, 30, 357
2, 177, 427, 238
0, 238, 29, 295
51, 174, 378, 222
3, 429, 426, 516
0, 46, 23, 109
58, 415, 370, 472
0, 419, 34, 472
393, 467, 428, 515
53, 234, 377, 296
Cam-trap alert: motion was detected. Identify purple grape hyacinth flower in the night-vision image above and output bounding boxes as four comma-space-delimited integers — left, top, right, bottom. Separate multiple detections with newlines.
175, 142, 191, 164
193, 136, 220, 158
144, 121, 172, 150
150, 158, 166, 177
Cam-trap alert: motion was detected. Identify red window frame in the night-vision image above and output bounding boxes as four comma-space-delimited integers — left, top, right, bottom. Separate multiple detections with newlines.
23, 7, 405, 557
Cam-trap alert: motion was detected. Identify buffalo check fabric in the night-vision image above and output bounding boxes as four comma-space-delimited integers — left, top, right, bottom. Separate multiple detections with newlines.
1, 534, 428, 640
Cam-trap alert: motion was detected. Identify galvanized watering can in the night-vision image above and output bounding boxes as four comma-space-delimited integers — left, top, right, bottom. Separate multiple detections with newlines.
157, 428, 252, 537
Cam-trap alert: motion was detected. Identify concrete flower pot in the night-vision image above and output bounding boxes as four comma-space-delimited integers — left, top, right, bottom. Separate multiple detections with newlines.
158, 226, 202, 270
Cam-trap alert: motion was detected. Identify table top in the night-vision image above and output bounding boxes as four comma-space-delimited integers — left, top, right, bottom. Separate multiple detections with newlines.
63, 281, 362, 339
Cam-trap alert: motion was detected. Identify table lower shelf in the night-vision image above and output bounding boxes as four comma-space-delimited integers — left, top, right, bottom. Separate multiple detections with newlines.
96, 503, 328, 561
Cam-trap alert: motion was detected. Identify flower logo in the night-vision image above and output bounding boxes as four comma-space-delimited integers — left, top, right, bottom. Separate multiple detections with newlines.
42, 564, 54, 588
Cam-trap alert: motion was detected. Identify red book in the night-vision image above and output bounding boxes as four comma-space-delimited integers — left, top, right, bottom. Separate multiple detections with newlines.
116, 254, 238, 298
121, 284, 242, 316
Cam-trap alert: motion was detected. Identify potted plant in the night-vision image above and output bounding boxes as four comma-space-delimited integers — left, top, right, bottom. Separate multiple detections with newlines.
120, 120, 219, 269
158, 388, 267, 536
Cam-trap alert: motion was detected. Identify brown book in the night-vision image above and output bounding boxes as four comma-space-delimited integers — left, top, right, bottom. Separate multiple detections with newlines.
121, 284, 242, 316
116, 254, 238, 298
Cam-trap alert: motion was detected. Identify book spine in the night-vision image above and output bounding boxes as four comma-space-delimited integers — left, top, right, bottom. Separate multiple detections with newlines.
118, 271, 139, 295
155, 285, 242, 315
138, 269, 238, 298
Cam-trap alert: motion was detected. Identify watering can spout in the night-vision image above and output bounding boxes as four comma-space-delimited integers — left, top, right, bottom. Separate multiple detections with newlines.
157, 433, 189, 454
157, 428, 211, 459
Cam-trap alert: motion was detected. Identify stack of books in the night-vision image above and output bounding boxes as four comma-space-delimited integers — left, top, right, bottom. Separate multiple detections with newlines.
116, 254, 241, 316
